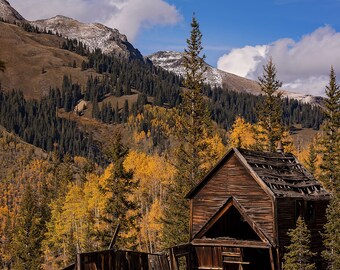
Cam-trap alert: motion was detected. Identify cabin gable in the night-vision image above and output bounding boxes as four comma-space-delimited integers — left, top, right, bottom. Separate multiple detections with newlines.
194, 197, 271, 243
191, 152, 275, 244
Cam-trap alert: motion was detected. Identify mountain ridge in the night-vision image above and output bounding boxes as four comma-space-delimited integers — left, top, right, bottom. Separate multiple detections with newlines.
32, 15, 143, 60
0, 0, 25, 22
148, 50, 323, 105
0, 0, 142, 60
1, 1, 322, 105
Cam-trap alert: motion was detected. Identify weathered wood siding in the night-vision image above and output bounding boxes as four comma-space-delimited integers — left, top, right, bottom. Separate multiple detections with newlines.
73, 250, 170, 270
191, 154, 274, 242
277, 198, 329, 269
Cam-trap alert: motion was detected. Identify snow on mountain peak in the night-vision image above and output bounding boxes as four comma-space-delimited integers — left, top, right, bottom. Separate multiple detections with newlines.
148, 51, 223, 87
31, 16, 141, 59
149, 51, 322, 105
0, 0, 25, 22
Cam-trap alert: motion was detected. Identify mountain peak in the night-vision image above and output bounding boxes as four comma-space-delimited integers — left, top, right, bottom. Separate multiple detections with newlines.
0, 0, 25, 22
149, 51, 322, 104
50, 15, 74, 20
148, 50, 223, 87
32, 16, 141, 59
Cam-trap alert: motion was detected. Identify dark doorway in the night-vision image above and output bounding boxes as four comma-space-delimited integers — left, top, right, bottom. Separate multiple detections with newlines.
242, 248, 271, 270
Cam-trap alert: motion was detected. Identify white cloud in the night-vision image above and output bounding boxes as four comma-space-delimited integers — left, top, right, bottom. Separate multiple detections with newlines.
9, 0, 182, 41
217, 45, 267, 77
104, 0, 181, 42
217, 26, 340, 96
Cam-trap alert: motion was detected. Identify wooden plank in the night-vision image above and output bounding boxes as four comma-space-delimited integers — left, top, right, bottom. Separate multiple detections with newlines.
269, 248, 275, 270
213, 246, 222, 268
190, 199, 193, 240
223, 261, 250, 265
222, 252, 241, 257
192, 239, 270, 249
76, 254, 81, 270
197, 266, 223, 270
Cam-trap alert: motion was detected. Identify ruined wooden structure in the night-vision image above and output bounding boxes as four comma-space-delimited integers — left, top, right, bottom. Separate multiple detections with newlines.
168, 148, 329, 270
65, 250, 170, 270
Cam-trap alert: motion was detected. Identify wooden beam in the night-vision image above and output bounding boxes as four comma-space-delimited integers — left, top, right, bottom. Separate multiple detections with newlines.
232, 198, 273, 246
189, 199, 193, 241
197, 266, 223, 270
269, 248, 275, 270
276, 248, 281, 270
273, 196, 278, 245
191, 239, 271, 249
223, 261, 250, 265
194, 198, 233, 239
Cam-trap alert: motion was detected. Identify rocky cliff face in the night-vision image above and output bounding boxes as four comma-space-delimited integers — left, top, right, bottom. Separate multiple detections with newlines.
32, 15, 143, 60
148, 51, 223, 87
0, 0, 25, 23
148, 51, 322, 104
0, 1, 142, 60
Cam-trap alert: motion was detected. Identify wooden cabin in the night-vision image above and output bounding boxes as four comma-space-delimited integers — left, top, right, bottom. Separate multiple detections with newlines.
178, 148, 329, 270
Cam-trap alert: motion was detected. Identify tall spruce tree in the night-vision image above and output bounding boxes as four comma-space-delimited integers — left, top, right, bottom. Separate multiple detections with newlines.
100, 130, 137, 249
305, 143, 318, 176
11, 184, 45, 270
319, 67, 340, 191
162, 15, 213, 247
283, 216, 316, 270
256, 58, 283, 152
321, 67, 340, 269
176, 14, 212, 187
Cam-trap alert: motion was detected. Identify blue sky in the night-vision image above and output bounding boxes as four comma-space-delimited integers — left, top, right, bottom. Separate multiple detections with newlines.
136, 0, 340, 64
10, 0, 340, 95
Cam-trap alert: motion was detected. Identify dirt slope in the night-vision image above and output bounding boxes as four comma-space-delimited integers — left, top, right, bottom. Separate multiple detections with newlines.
0, 22, 98, 99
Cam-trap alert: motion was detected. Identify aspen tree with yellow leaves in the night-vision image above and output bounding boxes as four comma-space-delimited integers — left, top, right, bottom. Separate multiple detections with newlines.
124, 150, 175, 252
228, 117, 256, 149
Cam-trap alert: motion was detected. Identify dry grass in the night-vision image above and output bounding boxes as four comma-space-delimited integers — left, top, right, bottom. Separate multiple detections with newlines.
290, 124, 320, 149
0, 22, 99, 99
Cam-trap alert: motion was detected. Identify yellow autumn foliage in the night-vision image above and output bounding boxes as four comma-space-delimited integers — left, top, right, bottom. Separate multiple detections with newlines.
199, 133, 226, 171
124, 150, 175, 252
228, 117, 256, 149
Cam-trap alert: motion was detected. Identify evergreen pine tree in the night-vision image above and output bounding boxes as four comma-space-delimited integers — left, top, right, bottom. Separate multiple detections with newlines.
163, 15, 215, 247
92, 98, 99, 119
321, 67, 340, 269
122, 100, 129, 122
12, 184, 45, 270
256, 58, 283, 152
322, 193, 340, 270
305, 142, 318, 176
100, 131, 137, 249
319, 67, 340, 191
114, 102, 120, 123
176, 13, 212, 187
283, 216, 316, 270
